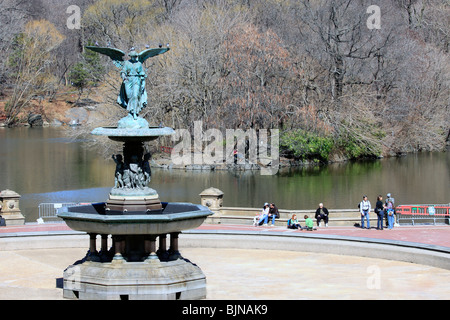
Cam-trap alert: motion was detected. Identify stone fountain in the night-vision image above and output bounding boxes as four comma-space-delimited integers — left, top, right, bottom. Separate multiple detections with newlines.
58, 45, 213, 300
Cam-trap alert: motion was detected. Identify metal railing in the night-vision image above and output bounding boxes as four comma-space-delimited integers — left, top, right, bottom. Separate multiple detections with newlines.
38, 203, 80, 220
396, 204, 450, 225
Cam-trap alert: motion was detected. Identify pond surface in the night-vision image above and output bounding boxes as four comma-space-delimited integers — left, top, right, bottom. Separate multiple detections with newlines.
0, 127, 448, 222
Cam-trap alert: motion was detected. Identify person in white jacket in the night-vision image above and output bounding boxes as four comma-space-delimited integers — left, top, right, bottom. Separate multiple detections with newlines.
360, 195, 371, 229
254, 203, 270, 226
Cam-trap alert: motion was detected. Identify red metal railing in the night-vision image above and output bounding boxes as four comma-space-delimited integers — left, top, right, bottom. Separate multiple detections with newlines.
396, 205, 450, 216
396, 204, 450, 225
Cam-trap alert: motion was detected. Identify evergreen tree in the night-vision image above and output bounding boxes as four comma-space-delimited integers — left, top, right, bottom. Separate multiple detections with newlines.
69, 42, 104, 101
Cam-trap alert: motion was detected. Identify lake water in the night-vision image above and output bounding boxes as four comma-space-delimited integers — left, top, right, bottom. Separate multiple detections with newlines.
0, 127, 449, 222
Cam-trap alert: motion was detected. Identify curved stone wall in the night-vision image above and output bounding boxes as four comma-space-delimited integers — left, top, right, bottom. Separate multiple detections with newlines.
1, 230, 449, 270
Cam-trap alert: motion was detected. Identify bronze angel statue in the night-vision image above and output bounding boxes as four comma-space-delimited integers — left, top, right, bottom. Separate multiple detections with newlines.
86, 45, 170, 121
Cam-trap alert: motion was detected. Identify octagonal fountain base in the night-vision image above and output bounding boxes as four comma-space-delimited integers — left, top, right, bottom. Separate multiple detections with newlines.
58, 202, 212, 300
63, 258, 206, 300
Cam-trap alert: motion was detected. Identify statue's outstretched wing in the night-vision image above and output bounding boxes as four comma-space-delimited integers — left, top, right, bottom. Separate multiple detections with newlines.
86, 46, 126, 62
139, 47, 170, 63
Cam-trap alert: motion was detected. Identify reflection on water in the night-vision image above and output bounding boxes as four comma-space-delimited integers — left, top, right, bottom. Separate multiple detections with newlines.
0, 127, 449, 222
0, 127, 115, 221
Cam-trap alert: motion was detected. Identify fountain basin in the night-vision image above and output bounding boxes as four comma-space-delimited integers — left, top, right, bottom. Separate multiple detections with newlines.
91, 126, 175, 142
57, 202, 212, 235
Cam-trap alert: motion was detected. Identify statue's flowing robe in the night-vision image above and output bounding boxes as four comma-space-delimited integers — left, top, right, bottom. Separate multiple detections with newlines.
117, 61, 147, 116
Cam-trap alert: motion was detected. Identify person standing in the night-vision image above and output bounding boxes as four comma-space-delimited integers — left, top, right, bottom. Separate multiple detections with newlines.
385, 193, 395, 228
385, 194, 395, 229
375, 195, 384, 230
315, 203, 330, 227
0, 202, 5, 226
359, 195, 371, 229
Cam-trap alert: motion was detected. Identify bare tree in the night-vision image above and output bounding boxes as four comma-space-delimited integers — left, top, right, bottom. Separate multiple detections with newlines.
82, 0, 164, 50
156, 0, 182, 19
148, 1, 248, 130
394, 0, 426, 29
217, 23, 300, 130
297, 1, 395, 108
5, 19, 65, 125
411, 0, 450, 53
0, 0, 29, 91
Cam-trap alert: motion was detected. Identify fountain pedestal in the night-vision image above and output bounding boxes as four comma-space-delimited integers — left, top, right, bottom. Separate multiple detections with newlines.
106, 192, 163, 213
63, 257, 207, 300
91, 126, 173, 214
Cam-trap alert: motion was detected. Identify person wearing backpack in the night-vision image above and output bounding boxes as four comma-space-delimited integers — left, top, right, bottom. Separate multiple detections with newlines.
359, 195, 371, 229
287, 214, 302, 230
385, 194, 395, 229
385, 193, 395, 228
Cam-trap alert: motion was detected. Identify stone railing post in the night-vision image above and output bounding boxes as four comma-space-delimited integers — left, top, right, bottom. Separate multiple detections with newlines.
0, 190, 25, 225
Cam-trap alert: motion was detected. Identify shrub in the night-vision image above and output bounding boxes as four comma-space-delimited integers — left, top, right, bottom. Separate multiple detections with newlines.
280, 129, 333, 162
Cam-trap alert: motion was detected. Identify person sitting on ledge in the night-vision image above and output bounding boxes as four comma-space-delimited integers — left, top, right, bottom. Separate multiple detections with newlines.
315, 203, 329, 227
254, 203, 270, 226
268, 203, 280, 227
287, 214, 302, 230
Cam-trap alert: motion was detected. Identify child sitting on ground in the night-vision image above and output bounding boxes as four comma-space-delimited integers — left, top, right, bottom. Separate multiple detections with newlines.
304, 215, 315, 231
253, 212, 261, 226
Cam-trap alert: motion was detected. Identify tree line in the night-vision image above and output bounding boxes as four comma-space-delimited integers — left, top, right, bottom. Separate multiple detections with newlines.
0, 0, 449, 162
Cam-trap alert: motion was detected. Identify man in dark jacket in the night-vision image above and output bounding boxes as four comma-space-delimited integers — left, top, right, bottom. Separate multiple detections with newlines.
268, 203, 280, 226
315, 203, 329, 227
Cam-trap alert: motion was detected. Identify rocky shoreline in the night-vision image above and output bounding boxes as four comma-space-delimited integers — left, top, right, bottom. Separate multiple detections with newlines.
149, 155, 342, 172
0, 97, 97, 128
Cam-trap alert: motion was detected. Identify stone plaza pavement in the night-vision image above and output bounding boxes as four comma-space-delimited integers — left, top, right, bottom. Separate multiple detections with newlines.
0, 222, 449, 300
